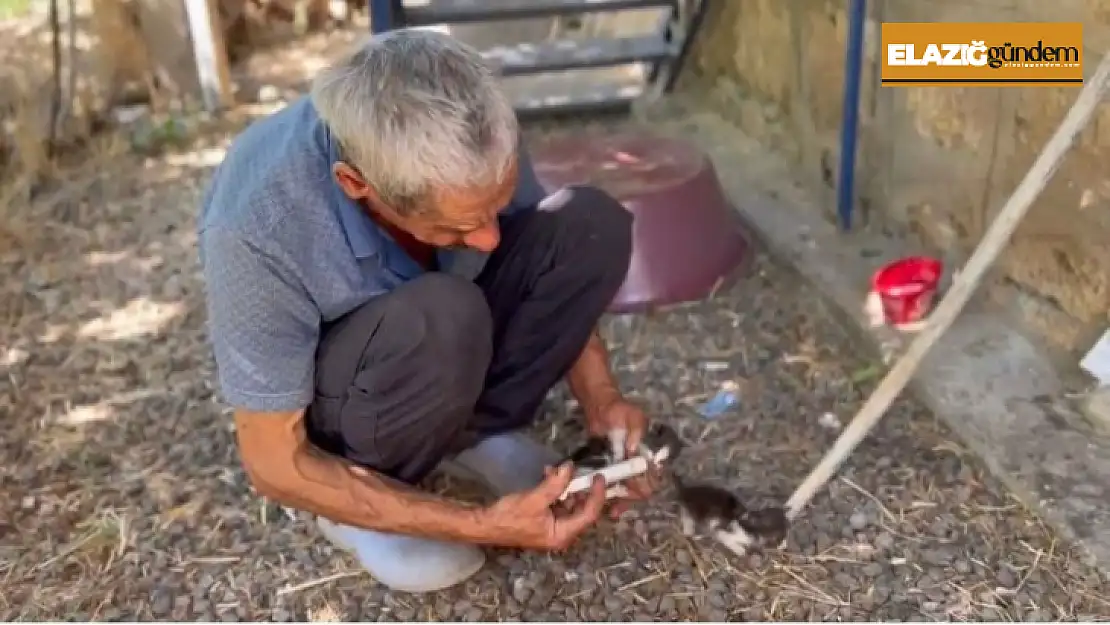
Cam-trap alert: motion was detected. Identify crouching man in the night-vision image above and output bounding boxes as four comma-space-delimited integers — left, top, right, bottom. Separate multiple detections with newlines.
198, 29, 655, 592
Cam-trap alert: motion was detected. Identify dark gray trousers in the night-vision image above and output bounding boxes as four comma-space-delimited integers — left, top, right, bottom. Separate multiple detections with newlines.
305, 186, 633, 484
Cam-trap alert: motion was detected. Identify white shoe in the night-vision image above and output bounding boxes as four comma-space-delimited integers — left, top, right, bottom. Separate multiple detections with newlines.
316, 517, 486, 593
315, 431, 558, 592
438, 430, 562, 496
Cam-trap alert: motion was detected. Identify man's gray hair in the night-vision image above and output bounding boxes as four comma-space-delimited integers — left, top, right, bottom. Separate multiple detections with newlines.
310, 29, 519, 215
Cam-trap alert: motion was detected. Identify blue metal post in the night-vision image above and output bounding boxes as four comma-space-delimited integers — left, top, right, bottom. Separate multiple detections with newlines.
836, 0, 867, 231
369, 0, 400, 33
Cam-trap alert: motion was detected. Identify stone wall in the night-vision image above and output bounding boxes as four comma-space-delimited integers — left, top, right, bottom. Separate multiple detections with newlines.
683, 0, 1110, 364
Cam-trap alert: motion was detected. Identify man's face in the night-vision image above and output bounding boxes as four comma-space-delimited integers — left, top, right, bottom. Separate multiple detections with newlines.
333, 159, 518, 253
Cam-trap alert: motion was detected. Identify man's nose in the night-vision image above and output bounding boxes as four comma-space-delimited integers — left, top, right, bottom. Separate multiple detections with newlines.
463, 223, 500, 253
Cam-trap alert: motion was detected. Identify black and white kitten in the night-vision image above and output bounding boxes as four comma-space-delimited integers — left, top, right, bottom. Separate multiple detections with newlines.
562, 424, 686, 498
641, 423, 684, 463
566, 435, 615, 470
565, 423, 685, 469
673, 474, 788, 558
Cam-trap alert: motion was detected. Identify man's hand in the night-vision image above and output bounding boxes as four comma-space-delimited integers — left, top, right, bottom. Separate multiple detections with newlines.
478, 463, 607, 550
587, 397, 661, 518
566, 331, 661, 519
587, 396, 648, 455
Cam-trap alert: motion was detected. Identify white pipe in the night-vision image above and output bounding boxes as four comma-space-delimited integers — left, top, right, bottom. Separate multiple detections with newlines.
558, 441, 673, 501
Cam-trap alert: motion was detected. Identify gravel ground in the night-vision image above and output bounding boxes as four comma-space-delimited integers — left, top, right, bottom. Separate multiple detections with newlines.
2, 111, 1110, 622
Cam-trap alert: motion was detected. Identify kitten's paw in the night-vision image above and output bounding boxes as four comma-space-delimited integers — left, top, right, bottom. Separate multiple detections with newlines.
714, 527, 754, 559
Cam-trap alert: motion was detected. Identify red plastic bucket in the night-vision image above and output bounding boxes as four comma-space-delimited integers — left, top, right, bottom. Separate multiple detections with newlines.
871, 256, 943, 326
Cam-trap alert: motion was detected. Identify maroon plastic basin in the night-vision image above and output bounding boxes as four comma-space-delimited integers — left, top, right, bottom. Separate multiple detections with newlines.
531, 133, 751, 313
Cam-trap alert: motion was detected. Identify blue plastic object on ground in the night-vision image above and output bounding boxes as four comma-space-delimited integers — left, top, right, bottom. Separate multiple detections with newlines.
699, 382, 740, 419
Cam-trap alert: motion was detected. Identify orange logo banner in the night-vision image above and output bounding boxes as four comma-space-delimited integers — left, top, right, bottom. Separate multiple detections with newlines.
881, 22, 1084, 87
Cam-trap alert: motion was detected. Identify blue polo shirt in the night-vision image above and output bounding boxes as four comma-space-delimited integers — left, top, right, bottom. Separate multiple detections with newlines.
198, 96, 546, 413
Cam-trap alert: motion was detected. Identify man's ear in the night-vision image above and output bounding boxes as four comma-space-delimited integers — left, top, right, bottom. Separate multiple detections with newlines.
332, 162, 373, 201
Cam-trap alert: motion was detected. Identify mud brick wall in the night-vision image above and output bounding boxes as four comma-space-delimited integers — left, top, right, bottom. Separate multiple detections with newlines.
683, 0, 1110, 362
